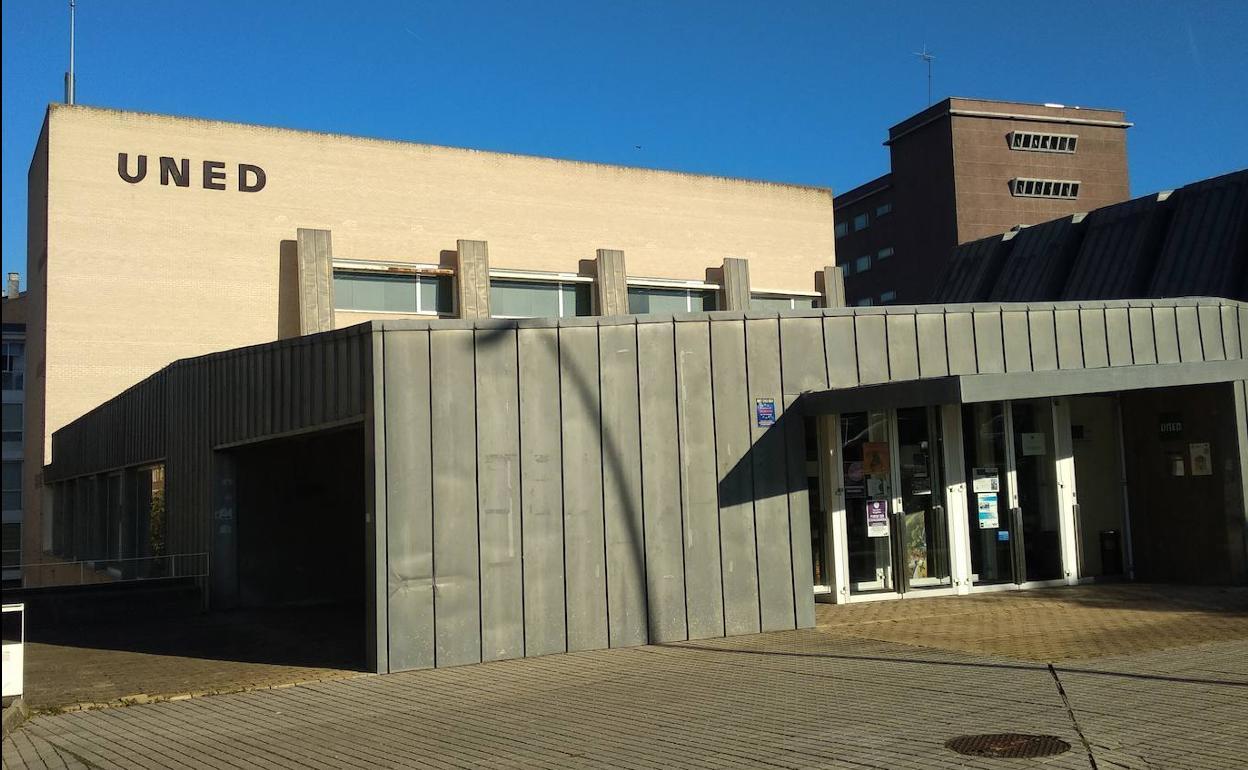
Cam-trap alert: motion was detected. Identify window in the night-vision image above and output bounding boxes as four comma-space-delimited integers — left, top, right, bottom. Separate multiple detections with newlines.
1011, 178, 1081, 200
1, 404, 20, 444
627, 285, 718, 314
1, 341, 23, 391
854, 298, 874, 307
855, 255, 872, 273
853, 213, 869, 232
879, 290, 897, 304
2, 523, 18, 568
875, 202, 893, 218
333, 270, 454, 315
877, 247, 894, 260
750, 294, 820, 311
1009, 131, 1078, 154
1, 461, 19, 511
490, 278, 592, 318
835, 221, 849, 239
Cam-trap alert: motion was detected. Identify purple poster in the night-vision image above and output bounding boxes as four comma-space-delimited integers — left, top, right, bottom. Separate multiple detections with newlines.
866, 500, 890, 538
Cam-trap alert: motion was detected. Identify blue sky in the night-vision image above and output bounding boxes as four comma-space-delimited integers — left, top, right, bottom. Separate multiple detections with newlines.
4, 0, 1246, 285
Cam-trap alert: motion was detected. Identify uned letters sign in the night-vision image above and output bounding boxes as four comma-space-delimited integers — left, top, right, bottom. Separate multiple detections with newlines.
117, 153, 266, 192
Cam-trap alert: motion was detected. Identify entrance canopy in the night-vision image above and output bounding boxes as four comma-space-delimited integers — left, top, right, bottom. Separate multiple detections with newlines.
804, 359, 1248, 414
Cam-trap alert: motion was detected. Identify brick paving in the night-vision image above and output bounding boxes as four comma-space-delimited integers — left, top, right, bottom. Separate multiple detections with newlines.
4, 585, 1246, 768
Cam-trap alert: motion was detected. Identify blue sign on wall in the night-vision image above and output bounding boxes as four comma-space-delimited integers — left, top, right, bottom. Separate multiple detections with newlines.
756, 398, 776, 427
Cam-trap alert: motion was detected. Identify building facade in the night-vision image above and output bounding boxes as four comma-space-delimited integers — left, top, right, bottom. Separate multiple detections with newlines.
834, 98, 1131, 306
20, 104, 840, 574
2, 275, 25, 586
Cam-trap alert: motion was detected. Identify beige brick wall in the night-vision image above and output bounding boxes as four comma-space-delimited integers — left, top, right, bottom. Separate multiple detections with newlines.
35, 104, 835, 466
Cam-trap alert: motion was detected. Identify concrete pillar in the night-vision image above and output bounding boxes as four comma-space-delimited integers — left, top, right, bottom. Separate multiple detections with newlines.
594, 248, 629, 316
821, 265, 846, 308
296, 228, 335, 334
720, 257, 751, 310
455, 239, 491, 318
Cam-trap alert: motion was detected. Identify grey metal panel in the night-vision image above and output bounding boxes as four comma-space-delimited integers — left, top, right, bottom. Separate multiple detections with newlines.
430, 329, 481, 667
972, 311, 1005, 374
598, 323, 648, 648
781, 395, 815, 629
1105, 308, 1133, 367
517, 327, 567, 656
945, 312, 977, 375
710, 320, 760, 637
720, 257, 752, 311
559, 325, 609, 652
1128, 307, 1157, 365
1153, 306, 1181, 365
780, 317, 828, 394
886, 314, 920, 382
475, 328, 524, 662
823, 315, 859, 388
382, 330, 435, 671
1222, 305, 1242, 361
822, 265, 846, 309
1176, 305, 1203, 363
746, 319, 796, 632
916, 313, 949, 378
1198, 305, 1226, 361
594, 249, 629, 317
1028, 310, 1058, 372
365, 330, 387, 675
855, 315, 890, 384
455, 239, 491, 319
674, 321, 725, 639
1002, 310, 1032, 373
636, 322, 688, 643
1079, 309, 1109, 368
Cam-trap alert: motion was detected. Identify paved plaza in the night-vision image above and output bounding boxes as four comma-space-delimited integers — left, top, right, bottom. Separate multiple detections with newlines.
4, 585, 1246, 769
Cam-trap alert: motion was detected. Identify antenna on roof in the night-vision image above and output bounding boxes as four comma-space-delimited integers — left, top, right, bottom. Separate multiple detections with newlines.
64, 0, 76, 104
913, 44, 935, 106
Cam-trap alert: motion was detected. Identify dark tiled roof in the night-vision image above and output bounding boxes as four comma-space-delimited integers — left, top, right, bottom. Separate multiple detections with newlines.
930, 168, 1248, 303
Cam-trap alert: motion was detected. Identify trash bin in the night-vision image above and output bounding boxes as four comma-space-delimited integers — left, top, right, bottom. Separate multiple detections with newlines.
1099, 530, 1122, 577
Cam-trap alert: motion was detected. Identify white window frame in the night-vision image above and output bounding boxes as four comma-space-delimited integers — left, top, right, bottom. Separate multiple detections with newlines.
332, 260, 453, 316
489, 269, 594, 319
626, 277, 720, 313
750, 290, 822, 311
1011, 178, 1081, 200
1009, 131, 1079, 154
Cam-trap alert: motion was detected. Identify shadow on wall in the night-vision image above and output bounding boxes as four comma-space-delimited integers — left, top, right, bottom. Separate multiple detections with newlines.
716, 400, 805, 509
278, 239, 301, 339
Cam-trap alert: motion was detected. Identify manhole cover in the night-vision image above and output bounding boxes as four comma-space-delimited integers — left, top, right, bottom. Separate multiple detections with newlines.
945, 733, 1071, 758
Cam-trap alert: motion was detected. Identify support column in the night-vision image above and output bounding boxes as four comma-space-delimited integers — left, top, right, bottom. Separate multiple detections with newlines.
455, 239, 491, 318
296, 228, 335, 334
720, 257, 751, 311
594, 248, 629, 316
821, 265, 846, 309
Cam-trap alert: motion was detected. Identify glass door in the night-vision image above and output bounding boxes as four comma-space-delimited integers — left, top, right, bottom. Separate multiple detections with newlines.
837, 407, 951, 597
962, 400, 1064, 586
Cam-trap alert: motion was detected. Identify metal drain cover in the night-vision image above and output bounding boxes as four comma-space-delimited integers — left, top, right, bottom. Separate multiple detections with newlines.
945, 733, 1071, 758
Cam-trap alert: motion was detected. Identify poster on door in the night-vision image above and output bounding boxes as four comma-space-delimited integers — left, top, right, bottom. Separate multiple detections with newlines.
866, 500, 890, 538
904, 510, 929, 579
972, 467, 1000, 493
976, 492, 1000, 529
863, 442, 890, 475
1189, 442, 1213, 476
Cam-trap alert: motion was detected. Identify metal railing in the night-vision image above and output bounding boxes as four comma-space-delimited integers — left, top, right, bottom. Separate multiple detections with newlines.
10, 552, 209, 588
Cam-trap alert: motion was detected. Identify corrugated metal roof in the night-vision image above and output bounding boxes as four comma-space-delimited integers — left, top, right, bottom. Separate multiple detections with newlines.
929, 231, 1016, 303
933, 168, 1247, 303
1061, 193, 1172, 300
1146, 169, 1248, 298
988, 214, 1086, 301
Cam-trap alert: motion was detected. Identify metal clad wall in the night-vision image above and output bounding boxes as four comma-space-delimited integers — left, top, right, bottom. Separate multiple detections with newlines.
475, 327, 524, 662
430, 329, 482, 667
636, 321, 687, 643
599, 322, 648, 648
517, 327, 567, 657
559, 324, 609, 652
710, 320, 761, 636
